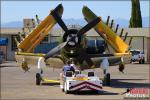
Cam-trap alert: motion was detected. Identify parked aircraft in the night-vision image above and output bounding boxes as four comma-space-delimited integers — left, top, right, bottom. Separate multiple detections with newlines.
15, 4, 131, 86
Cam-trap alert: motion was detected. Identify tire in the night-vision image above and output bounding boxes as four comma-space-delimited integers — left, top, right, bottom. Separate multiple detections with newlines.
142, 59, 145, 64
139, 60, 142, 64
62, 89, 64, 92
119, 63, 125, 72
65, 90, 69, 94
103, 73, 110, 86
36, 73, 41, 85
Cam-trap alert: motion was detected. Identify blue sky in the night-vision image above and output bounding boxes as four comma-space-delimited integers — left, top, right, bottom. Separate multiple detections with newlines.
1, 1, 149, 23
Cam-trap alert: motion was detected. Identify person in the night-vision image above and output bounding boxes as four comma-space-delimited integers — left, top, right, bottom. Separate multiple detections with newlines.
63, 60, 75, 73
60, 60, 75, 89
70, 63, 76, 71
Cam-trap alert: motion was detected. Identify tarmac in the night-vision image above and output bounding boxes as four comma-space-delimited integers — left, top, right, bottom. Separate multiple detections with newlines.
0, 61, 150, 99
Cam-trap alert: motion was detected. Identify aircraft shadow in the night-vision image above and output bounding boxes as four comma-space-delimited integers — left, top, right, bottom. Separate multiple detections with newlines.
0, 61, 18, 68
73, 90, 118, 95
0, 64, 18, 68
110, 78, 150, 88
41, 82, 60, 86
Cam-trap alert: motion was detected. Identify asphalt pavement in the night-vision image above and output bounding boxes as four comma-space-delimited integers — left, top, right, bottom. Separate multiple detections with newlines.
0, 61, 149, 99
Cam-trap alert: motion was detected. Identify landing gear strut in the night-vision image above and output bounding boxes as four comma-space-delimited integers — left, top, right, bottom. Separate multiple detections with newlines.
36, 57, 45, 85
36, 73, 41, 85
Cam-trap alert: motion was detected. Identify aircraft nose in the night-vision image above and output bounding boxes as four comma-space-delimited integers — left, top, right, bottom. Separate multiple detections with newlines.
67, 36, 76, 46
66, 34, 79, 47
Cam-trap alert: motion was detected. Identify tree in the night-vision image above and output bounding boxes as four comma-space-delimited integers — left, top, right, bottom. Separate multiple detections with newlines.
129, 0, 142, 28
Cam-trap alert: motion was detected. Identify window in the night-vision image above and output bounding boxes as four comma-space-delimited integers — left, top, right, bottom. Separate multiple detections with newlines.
41, 35, 49, 43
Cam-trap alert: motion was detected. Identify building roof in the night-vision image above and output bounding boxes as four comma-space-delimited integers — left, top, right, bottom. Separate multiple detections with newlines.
119, 28, 150, 37
1, 28, 22, 35
1, 27, 150, 37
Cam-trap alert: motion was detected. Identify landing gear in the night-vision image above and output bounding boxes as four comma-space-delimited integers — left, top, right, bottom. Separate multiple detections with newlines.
65, 90, 69, 94
142, 59, 145, 64
36, 57, 45, 85
36, 73, 41, 85
102, 69, 110, 86
139, 58, 145, 64
119, 63, 125, 73
101, 58, 110, 86
103, 73, 110, 86
64, 83, 69, 94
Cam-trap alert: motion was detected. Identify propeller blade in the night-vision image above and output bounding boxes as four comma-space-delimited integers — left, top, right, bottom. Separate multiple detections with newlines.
77, 17, 101, 36
51, 4, 68, 32
44, 42, 67, 60
80, 50, 94, 69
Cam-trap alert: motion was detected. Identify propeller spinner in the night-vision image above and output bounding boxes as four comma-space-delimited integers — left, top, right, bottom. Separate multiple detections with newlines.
45, 4, 101, 68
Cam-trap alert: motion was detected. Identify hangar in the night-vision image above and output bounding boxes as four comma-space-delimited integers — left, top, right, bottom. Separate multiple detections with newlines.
0, 20, 149, 62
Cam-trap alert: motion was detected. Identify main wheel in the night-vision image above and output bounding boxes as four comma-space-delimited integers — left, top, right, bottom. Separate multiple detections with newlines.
139, 59, 142, 64
103, 73, 110, 86
65, 90, 68, 94
62, 89, 64, 92
36, 73, 41, 85
142, 59, 145, 64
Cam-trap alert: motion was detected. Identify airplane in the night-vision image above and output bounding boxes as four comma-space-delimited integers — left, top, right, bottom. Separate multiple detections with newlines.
15, 4, 132, 86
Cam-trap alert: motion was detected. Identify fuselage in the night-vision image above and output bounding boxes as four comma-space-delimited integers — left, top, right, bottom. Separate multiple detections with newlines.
61, 28, 106, 66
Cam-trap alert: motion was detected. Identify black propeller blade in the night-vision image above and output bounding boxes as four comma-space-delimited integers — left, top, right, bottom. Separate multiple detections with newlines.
51, 4, 68, 32
77, 17, 101, 36
80, 49, 94, 69
44, 42, 67, 60
77, 17, 101, 68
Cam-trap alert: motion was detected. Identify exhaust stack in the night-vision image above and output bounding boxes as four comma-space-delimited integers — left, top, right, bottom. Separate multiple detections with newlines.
106, 16, 110, 25
110, 19, 114, 29
115, 24, 119, 33
120, 28, 124, 37
124, 32, 128, 41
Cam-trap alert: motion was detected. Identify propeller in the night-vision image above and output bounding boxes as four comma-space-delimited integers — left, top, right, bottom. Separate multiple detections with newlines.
49, 4, 101, 68
76, 18, 100, 68
44, 42, 67, 60
51, 4, 101, 40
